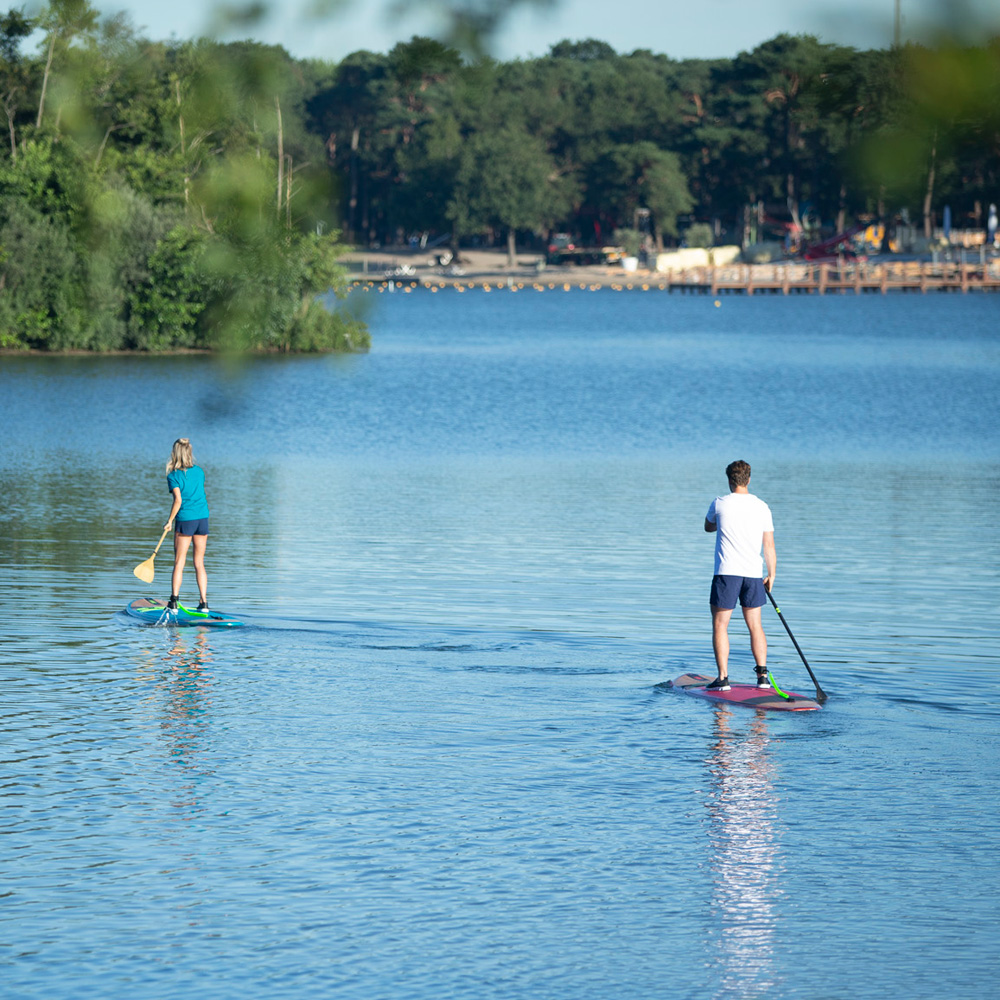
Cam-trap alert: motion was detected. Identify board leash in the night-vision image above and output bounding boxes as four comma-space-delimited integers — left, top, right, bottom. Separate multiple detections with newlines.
768, 671, 791, 699
178, 602, 211, 618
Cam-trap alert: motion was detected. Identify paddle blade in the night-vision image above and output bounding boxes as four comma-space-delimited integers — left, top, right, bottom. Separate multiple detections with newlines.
133, 556, 156, 583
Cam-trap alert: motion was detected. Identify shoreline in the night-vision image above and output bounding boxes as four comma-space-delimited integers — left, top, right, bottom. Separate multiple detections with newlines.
4, 250, 997, 356
344, 246, 1000, 294
344, 247, 642, 288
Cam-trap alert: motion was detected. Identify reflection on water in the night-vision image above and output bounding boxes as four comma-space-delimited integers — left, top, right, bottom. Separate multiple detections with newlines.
2, 296, 999, 999
705, 707, 781, 998
136, 630, 215, 822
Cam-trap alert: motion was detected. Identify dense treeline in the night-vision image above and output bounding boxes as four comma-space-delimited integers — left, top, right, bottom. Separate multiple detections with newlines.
1, 1, 997, 352
310, 33, 1000, 257
0, 1, 367, 352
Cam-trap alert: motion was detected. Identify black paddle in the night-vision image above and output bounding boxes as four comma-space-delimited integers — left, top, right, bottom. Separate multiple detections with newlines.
766, 589, 828, 704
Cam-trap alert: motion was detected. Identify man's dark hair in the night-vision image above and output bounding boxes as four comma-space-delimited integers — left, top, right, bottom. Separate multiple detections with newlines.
726, 460, 751, 487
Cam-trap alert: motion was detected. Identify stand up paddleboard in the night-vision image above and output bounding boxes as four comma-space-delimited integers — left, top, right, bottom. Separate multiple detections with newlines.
126, 597, 244, 628
668, 673, 821, 711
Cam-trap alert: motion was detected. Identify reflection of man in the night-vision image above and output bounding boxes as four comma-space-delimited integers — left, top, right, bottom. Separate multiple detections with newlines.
706, 708, 779, 988
704, 461, 776, 691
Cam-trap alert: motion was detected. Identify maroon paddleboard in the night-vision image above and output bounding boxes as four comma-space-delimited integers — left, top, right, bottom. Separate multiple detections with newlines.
668, 673, 821, 711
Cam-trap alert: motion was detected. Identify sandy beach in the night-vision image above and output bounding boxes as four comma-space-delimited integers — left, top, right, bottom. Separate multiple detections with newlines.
342, 246, 634, 287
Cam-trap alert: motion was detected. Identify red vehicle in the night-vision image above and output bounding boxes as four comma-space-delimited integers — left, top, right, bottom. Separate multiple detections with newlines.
802, 224, 866, 262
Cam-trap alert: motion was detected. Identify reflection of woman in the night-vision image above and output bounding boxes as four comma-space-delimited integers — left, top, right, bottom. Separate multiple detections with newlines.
164, 438, 210, 612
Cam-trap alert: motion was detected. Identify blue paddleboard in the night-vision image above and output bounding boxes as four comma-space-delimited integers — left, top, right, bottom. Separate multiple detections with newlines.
126, 597, 244, 628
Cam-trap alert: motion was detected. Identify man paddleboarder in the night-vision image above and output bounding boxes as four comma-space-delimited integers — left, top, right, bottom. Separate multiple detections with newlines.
703, 460, 776, 691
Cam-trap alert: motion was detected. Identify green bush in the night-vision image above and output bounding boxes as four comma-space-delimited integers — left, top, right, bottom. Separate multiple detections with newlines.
128, 225, 209, 350
684, 223, 714, 248
284, 299, 370, 353
612, 227, 642, 257
742, 241, 785, 263
0, 199, 84, 349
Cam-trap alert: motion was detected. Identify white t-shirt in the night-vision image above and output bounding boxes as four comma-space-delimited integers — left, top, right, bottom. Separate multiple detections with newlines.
706, 492, 774, 577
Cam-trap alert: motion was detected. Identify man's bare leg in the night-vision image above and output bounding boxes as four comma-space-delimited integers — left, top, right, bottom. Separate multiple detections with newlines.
743, 604, 767, 668
711, 606, 734, 678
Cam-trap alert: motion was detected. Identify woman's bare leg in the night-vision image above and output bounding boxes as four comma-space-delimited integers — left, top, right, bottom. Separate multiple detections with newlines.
172, 532, 192, 599
191, 534, 208, 605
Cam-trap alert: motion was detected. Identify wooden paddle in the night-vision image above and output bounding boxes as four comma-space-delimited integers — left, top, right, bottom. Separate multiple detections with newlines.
133, 525, 171, 584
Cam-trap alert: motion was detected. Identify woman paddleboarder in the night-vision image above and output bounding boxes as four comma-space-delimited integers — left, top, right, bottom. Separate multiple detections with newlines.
164, 438, 210, 611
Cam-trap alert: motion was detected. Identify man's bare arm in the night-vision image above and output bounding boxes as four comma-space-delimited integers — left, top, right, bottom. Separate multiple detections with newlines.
762, 530, 776, 590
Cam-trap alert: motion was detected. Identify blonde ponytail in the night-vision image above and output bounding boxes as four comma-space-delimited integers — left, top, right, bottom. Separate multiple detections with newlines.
166, 438, 195, 473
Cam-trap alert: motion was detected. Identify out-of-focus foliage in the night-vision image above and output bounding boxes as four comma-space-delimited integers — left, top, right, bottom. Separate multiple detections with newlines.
0, 1, 367, 353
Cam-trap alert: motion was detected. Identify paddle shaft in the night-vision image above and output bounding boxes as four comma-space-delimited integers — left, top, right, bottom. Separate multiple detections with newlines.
150, 524, 171, 557
766, 589, 828, 704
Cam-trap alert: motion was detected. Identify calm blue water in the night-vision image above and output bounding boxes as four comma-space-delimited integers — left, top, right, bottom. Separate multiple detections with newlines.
2, 290, 999, 999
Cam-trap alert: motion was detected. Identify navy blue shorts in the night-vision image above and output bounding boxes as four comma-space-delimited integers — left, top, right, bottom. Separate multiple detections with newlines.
710, 575, 765, 610
175, 517, 209, 536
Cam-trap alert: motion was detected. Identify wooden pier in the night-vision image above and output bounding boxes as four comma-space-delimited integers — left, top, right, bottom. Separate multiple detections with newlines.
663, 260, 1000, 295
347, 255, 1000, 294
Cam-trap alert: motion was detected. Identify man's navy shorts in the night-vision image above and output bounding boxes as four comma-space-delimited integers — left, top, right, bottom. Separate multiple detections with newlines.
175, 517, 210, 536
710, 575, 765, 610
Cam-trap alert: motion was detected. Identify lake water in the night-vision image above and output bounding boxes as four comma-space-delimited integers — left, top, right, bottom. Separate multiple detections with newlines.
2, 289, 998, 999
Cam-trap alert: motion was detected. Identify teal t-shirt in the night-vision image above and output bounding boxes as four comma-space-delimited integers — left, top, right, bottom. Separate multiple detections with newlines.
167, 465, 210, 522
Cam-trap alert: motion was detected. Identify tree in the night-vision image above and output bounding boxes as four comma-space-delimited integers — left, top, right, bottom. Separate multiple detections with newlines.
0, 198, 83, 348
896, 37, 1000, 239
35, 0, 99, 129
549, 38, 617, 62
641, 147, 694, 246
0, 8, 34, 160
0, 25, 364, 353
699, 35, 840, 239
307, 49, 392, 243
449, 121, 570, 265
127, 224, 208, 350
596, 142, 693, 248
